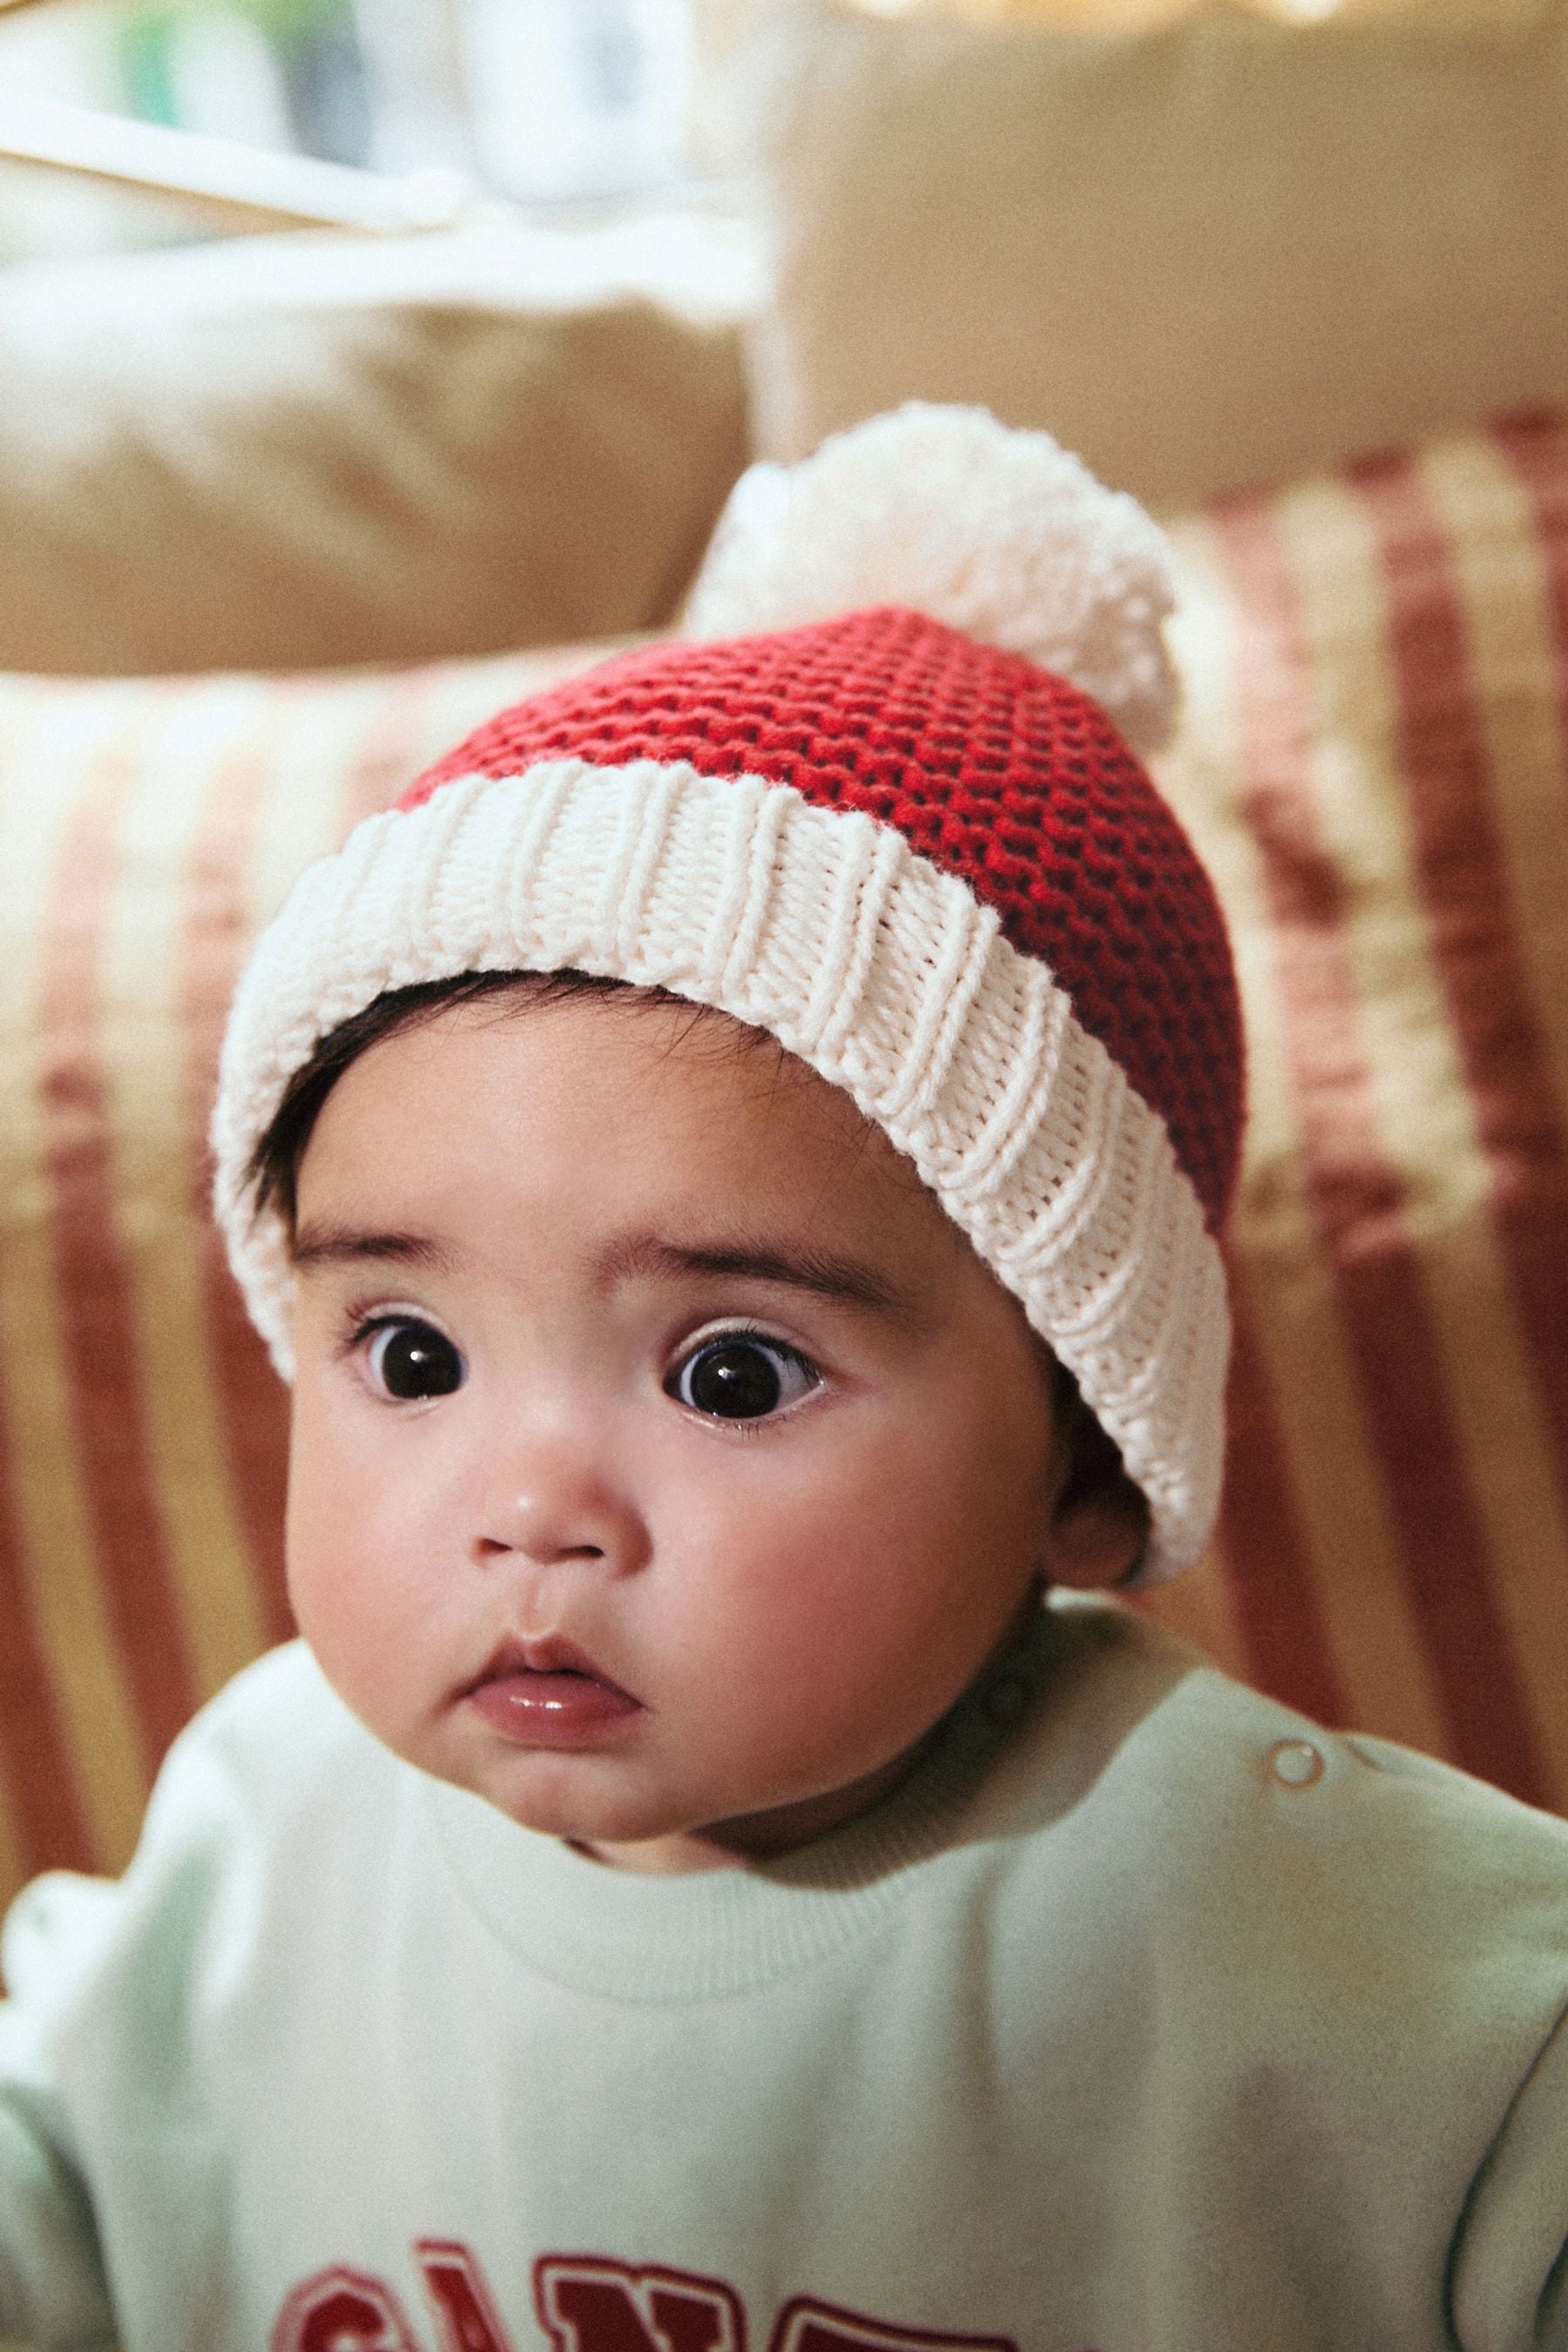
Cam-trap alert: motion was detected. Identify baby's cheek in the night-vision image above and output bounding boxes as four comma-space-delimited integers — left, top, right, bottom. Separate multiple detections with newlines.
286, 1416, 387, 1668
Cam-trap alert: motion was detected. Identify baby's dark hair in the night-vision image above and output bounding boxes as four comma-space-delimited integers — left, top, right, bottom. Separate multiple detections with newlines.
248, 968, 1147, 1569
248, 969, 769, 1233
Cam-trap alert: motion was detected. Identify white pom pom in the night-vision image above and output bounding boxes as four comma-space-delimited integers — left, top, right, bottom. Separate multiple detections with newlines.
685, 403, 1178, 754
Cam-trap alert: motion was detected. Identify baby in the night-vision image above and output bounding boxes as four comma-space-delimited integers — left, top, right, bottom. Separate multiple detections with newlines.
1, 407, 1565, 2352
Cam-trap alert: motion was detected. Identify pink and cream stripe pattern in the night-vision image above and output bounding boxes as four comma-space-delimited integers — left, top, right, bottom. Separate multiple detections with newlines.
1, 409, 1567, 1918
1144, 409, 1568, 1811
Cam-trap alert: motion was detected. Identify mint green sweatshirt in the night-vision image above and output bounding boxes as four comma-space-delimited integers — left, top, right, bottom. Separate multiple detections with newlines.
1, 1598, 1565, 2352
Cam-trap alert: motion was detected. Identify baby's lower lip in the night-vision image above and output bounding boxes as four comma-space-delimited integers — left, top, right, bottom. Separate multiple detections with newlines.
466, 1667, 643, 1746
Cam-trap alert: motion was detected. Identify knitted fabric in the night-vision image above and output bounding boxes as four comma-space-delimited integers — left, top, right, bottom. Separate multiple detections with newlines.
409, 609, 1242, 1233
214, 607, 1240, 1578
681, 403, 1180, 756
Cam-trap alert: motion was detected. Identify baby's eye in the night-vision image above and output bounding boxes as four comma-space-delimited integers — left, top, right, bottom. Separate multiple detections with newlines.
362, 1317, 464, 1401
667, 1334, 820, 1422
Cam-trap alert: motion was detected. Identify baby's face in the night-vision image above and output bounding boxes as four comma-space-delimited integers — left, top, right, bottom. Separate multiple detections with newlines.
286, 991, 1107, 1872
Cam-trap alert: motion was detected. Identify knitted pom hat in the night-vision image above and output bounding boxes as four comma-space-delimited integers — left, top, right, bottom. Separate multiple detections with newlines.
213, 404, 1243, 1581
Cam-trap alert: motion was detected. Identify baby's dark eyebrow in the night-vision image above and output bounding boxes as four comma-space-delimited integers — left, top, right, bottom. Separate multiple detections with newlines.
290, 1224, 453, 1274
599, 1233, 918, 1320
288, 1223, 922, 1321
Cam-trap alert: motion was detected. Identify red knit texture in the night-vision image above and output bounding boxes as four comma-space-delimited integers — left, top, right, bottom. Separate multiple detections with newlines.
405, 608, 1244, 1232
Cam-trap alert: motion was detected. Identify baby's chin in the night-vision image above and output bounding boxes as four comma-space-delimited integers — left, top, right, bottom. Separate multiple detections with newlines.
412, 1737, 776, 1862
427, 1742, 921, 1872
341, 1673, 950, 1869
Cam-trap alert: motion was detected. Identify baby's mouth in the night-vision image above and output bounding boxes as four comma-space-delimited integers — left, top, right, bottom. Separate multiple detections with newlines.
463, 1639, 644, 1743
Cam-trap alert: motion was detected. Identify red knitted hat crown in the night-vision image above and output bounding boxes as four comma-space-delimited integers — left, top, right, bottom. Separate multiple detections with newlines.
406, 609, 1242, 1235
215, 404, 1242, 1578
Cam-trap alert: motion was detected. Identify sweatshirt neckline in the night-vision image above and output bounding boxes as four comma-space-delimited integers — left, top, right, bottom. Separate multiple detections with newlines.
423, 1605, 1070, 2004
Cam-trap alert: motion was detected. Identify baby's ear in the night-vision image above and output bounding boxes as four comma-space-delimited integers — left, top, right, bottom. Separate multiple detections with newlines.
1040, 1378, 1150, 1592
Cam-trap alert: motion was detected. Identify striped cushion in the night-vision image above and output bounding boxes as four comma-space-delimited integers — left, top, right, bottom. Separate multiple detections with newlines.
1, 409, 1565, 1917
1141, 408, 1568, 1812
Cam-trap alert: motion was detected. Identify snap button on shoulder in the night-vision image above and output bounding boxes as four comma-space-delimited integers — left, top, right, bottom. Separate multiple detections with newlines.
1267, 1737, 1326, 1789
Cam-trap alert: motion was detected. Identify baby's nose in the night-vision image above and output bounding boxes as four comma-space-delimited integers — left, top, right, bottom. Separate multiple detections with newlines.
473, 1428, 645, 1574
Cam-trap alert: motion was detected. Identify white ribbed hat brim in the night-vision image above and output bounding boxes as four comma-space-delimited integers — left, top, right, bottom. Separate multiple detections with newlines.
213, 759, 1229, 1581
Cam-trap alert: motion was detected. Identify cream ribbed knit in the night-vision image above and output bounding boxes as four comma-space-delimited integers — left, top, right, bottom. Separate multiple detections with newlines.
213, 759, 1227, 1576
